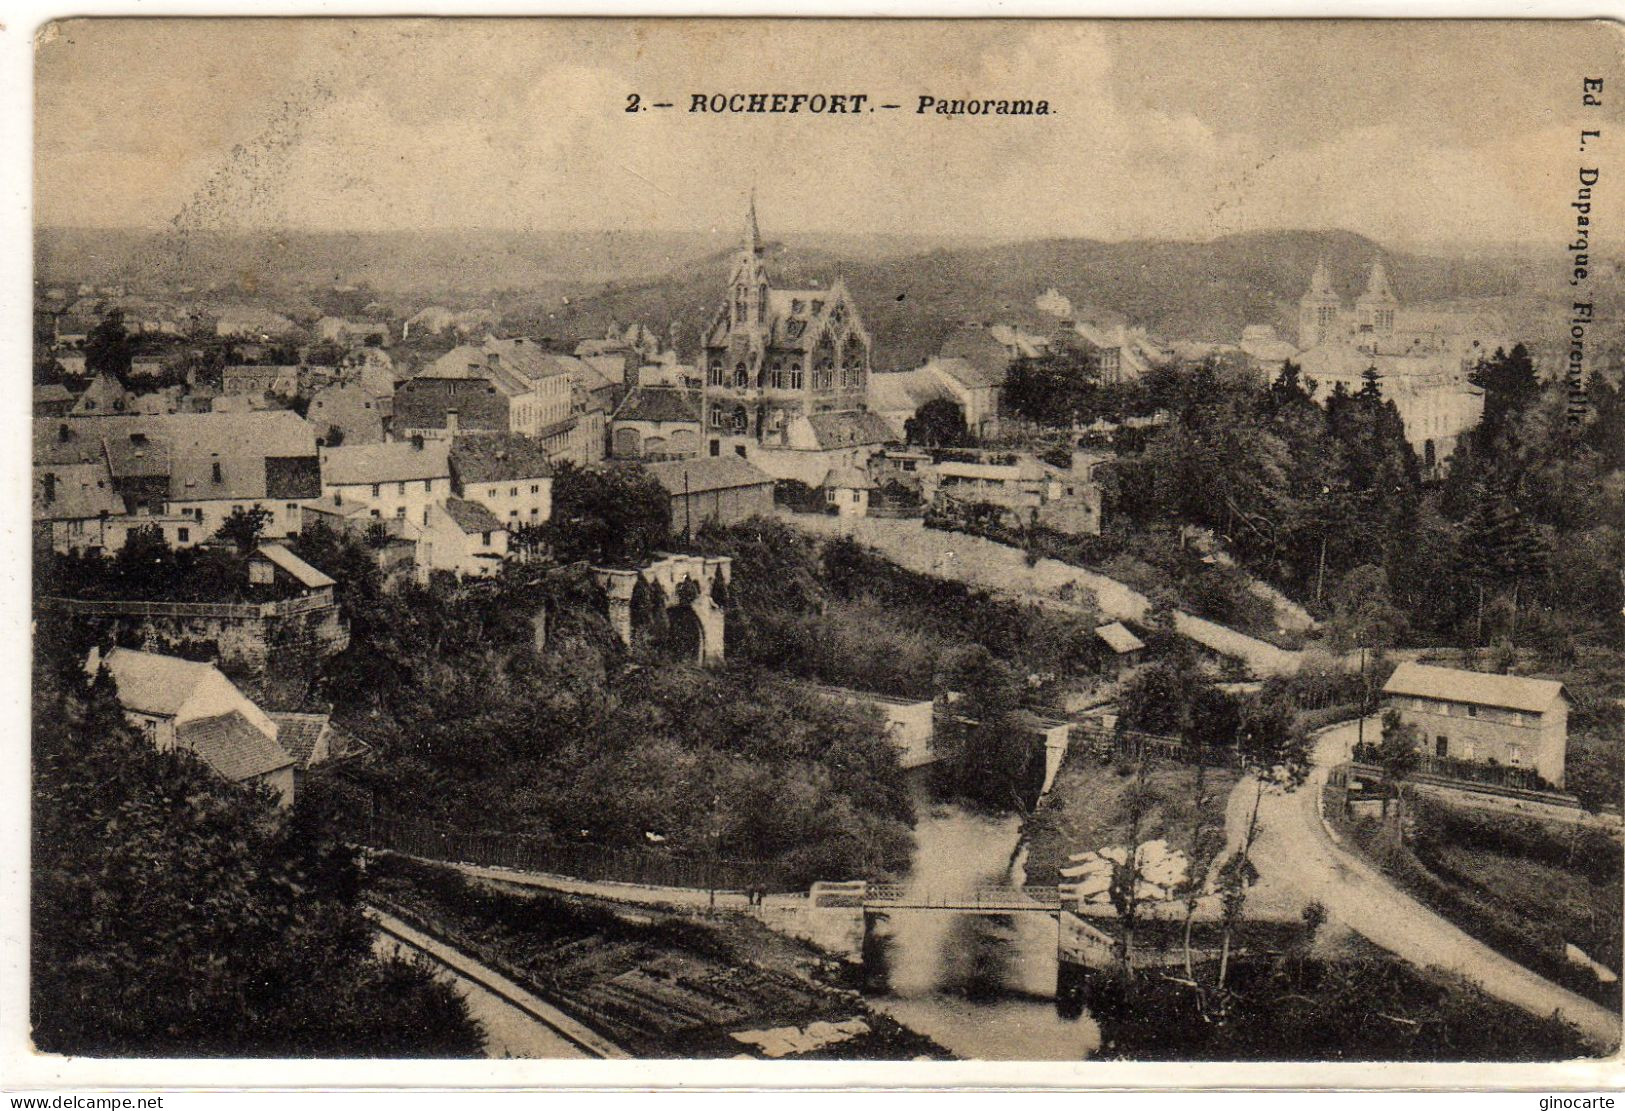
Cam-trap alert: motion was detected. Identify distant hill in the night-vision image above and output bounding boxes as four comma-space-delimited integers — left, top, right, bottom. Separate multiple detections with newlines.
38, 226, 1537, 368
33, 227, 987, 297
519, 229, 1531, 370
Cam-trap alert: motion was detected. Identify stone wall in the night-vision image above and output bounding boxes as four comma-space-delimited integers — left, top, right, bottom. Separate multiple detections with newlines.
44, 594, 349, 672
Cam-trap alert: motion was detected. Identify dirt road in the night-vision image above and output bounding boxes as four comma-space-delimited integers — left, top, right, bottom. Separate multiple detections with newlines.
1230, 719, 1620, 1051
786, 514, 1301, 676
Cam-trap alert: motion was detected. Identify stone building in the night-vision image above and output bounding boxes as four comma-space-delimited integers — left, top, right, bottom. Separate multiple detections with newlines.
1382, 661, 1570, 788
700, 197, 873, 463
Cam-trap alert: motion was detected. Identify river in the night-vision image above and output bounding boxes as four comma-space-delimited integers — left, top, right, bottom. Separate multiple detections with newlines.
865, 797, 1102, 1060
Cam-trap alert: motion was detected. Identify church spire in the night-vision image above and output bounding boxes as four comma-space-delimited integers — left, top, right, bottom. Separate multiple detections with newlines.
744, 189, 762, 257
1361, 259, 1395, 302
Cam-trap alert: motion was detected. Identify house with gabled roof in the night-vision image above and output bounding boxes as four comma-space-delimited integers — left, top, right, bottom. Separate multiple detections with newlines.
1382, 661, 1570, 787
92, 647, 297, 806
610, 386, 702, 460
423, 496, 508, 576
449, 433, 553, 531
320, 438, 451, 527
646, 457, 775, 534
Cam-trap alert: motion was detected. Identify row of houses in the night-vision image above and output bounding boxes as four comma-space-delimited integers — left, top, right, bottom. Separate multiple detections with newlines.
32, 411, 560, 579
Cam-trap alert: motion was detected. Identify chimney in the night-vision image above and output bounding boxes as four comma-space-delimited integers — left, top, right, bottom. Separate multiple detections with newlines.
446, 409, 459, 436
624, 350, 639, 394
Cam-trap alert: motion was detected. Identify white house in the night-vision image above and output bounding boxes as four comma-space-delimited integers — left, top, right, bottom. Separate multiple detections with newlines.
93, 647, 297, 806
320, 439, 452, 527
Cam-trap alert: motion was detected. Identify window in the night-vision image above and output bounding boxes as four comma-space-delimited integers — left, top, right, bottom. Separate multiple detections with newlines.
287, 503, 298, 514
510, 487, 518, 497
178, 527, 190, 543
424, 479, 433, 491
1467, 705, 1478, 718
370, 509, 381, 518
481, 531, 492, 546
395, 506, 405, 519
530, 484, 539, 494
398, 482, 407, 495
371, 484, 380, 498
709, 440, 721, 457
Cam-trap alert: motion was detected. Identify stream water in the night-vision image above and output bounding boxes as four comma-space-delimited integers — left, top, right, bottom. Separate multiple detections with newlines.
866, 797, 1102, 1061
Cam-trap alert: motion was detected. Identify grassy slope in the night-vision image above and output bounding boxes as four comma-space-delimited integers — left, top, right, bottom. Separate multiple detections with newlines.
1324, 788, 1623, 1012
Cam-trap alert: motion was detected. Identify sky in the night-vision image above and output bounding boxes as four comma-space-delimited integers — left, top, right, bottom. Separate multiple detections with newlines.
33, 18, 1625, 248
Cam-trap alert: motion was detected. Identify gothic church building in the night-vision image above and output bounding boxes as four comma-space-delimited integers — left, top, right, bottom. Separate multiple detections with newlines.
700, 199, 892, 478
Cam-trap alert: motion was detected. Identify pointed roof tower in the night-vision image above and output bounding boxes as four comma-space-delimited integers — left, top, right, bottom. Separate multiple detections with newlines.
1358, 259, 1397, 305
743, 189, 762, 258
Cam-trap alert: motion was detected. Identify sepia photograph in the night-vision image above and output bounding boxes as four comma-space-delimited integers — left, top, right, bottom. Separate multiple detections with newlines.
20, 14, 1625, 1080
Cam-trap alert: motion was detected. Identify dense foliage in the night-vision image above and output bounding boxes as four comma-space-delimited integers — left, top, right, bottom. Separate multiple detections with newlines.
1087, 955, 1596, 1061
30, 617, 483, 1057
539, 461, 672, 567
39, 526, 303, 605
1102, 350, 1624, 654
305, 533, 916, 884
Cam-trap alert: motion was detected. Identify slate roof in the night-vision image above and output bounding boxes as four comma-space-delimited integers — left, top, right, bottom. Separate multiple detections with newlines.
34, 384, 73, 407
72, 374, 132, 415
824, 465, 876, 490
1384, 662, 1567, 714
169, 454, 268, 501
804, 410, 896, 450
867, 369, 951, 413
34, 463, 126, 521
420, 346, 533, 397
1095, 622, 1146, 655
267, 711, 331, 768
321, 440, 450, 486
613, 387, 701, 425
577, 355, 626, 391
442, 496, 506, 535
929, 355, 1006, 391
449, 433, 554, 484
177, 711, 295, 782
252, 544, 336, 589
645, 457, 774, 495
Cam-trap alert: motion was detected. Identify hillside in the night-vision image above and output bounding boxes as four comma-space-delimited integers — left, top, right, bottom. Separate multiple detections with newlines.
34, 227, 985, 297
517, 230, 1532, 370
38, 226, 1545, 367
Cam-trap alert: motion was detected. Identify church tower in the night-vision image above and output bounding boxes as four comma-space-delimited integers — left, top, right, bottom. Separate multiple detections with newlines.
1297, 259, 1343, 348
1355, 260, 1398, 337
728, 191, 770, 332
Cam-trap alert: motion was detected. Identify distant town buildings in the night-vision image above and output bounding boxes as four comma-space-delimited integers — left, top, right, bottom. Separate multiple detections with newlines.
1292, 261, 1503, 472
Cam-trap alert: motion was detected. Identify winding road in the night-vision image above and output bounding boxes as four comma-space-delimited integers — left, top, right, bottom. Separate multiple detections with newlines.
1231, 718, 1621, 1051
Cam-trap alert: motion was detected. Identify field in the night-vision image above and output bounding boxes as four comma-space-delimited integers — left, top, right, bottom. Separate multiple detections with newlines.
367, 855, 949, 1060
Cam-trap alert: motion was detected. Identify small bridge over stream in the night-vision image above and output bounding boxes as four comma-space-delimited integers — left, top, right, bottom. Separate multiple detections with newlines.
813, 880, 1083, 915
